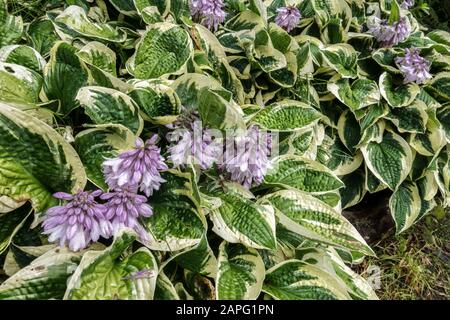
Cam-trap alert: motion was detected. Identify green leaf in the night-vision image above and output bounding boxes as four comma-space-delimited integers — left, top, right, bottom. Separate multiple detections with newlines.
74, 124, 136, 190
260, 189, 373, 255
264, 155, 344, 194
129, 82, 181, 124
361, 130, 413, 190
65, 230, 158, 300
209, 190, 277, 250
379, 72, 419, 108
388, 0, 401, 24
216, 242, 265, 300
0, 204, 32, 254
385, 100, 428, 133
0, 246, 86, 299
262, 260, 350, 300
43, 42, 89, 116
337, 110, 361, 154
154, 271, 180, 300
76, 41, 117, 76
197, 88, 246, 130
250, 100, 321, 131
76, 86, 144, 135
26, 18, 59, 56
328, 78, 380, 110
0, 62, 42, 104
0, 45, 46, 73
389, 180, 422, 234
322, 44, 358, 78
127, 22, 192, 79
0, 0, 23, 47
143, 170, 206, 251
425, 72, 450, 102
0, 103, 86, 213
51, 5, 127, 42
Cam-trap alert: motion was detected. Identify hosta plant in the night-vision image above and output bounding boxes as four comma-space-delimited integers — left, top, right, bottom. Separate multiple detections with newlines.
0, 0, 449, 300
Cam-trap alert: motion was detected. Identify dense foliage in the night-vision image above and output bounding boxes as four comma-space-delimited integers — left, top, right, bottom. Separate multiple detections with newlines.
0, 0, 449, 300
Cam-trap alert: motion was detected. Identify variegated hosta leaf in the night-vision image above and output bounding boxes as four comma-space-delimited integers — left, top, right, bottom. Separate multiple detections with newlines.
254, 44, 287, 73
0, 103, 86, 213
127, 22, 192, 79
0, 45, 46, 73
76, 41, 117, 76
0, 195, 26, 213
172, 235, 217, 278
26, 18, 59, 56
0, 0, 23, 47
143, 170, 206, 251
250, 100, 321, 131
425, 72, 450, 102
372, 48, 402, 74
295, 246, 378, 300
322, 44, 358, 78
361, 131, 413, 190
328, 78, 380, 110
269, 51, 298, 88
51, 5, 127, 42
0, 62, 42, 104
409, 115, 446, 157
264, 155, 344, 194
259, 189, 373, 255
0, 246, 88, 299
359, 103, 389, 131
216, 242, 265, 300
74, 124, 136, 190
337, 110, 361, 154
437, 105, 450, 142
339, 169, 366, 209
208, 190, 277, 250
129, 82, 181, 124
65, 231, 158, 300
0, 204, 32, 254
327, 139, 364, 176
379, 72, 419, 108
3, 244, 57, 277
43, 42, 89, 116
385, 99, 428, 133
192, 24, 245, 104
76, 86, 144, 135
262, 260, 351, 300
110, 0, 138, 16
154, 272, 180, 300
389, 180, 422, 234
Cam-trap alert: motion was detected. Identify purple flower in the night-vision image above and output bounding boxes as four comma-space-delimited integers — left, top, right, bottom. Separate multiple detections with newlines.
167, 118, 222, 170
401, 0, 414, 9
101, 187, 153, 242
275, 6, 301, 33
122, 269, 155, 281
42, 190, 112, 251
368, 17, 411, 47
221, 126, 272, 188
103, 136, 168, 197
395, 48, 432, 84
189, 0, 226, 31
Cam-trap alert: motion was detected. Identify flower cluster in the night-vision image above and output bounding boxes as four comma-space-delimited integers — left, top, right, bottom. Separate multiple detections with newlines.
401, 0, 414, 9
395, 48, 432, 84
221, 126, 272, 188
189, 0, 226, 31
368, 16, 411, 47
43, 136, 168, 251
275, 6, 301, 33
167, 113, 221, 170
42, 190, 112, 252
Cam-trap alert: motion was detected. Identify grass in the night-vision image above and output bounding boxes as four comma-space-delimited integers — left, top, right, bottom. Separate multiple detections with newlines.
356, 210, 450, 300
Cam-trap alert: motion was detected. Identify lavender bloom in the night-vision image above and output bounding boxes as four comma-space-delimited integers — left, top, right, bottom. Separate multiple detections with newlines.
101, 187, 153, 242
103, 136, 168, 197
275, 6, 301, 33
122, 269, 155, 281
395, 48, 432, 84
221, 126, 272, 188
167, 119, 222, 170
42, 190, 112, 251
189, 0, 226, 31
368, 17, 411, 47
401, 0, 414, 9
